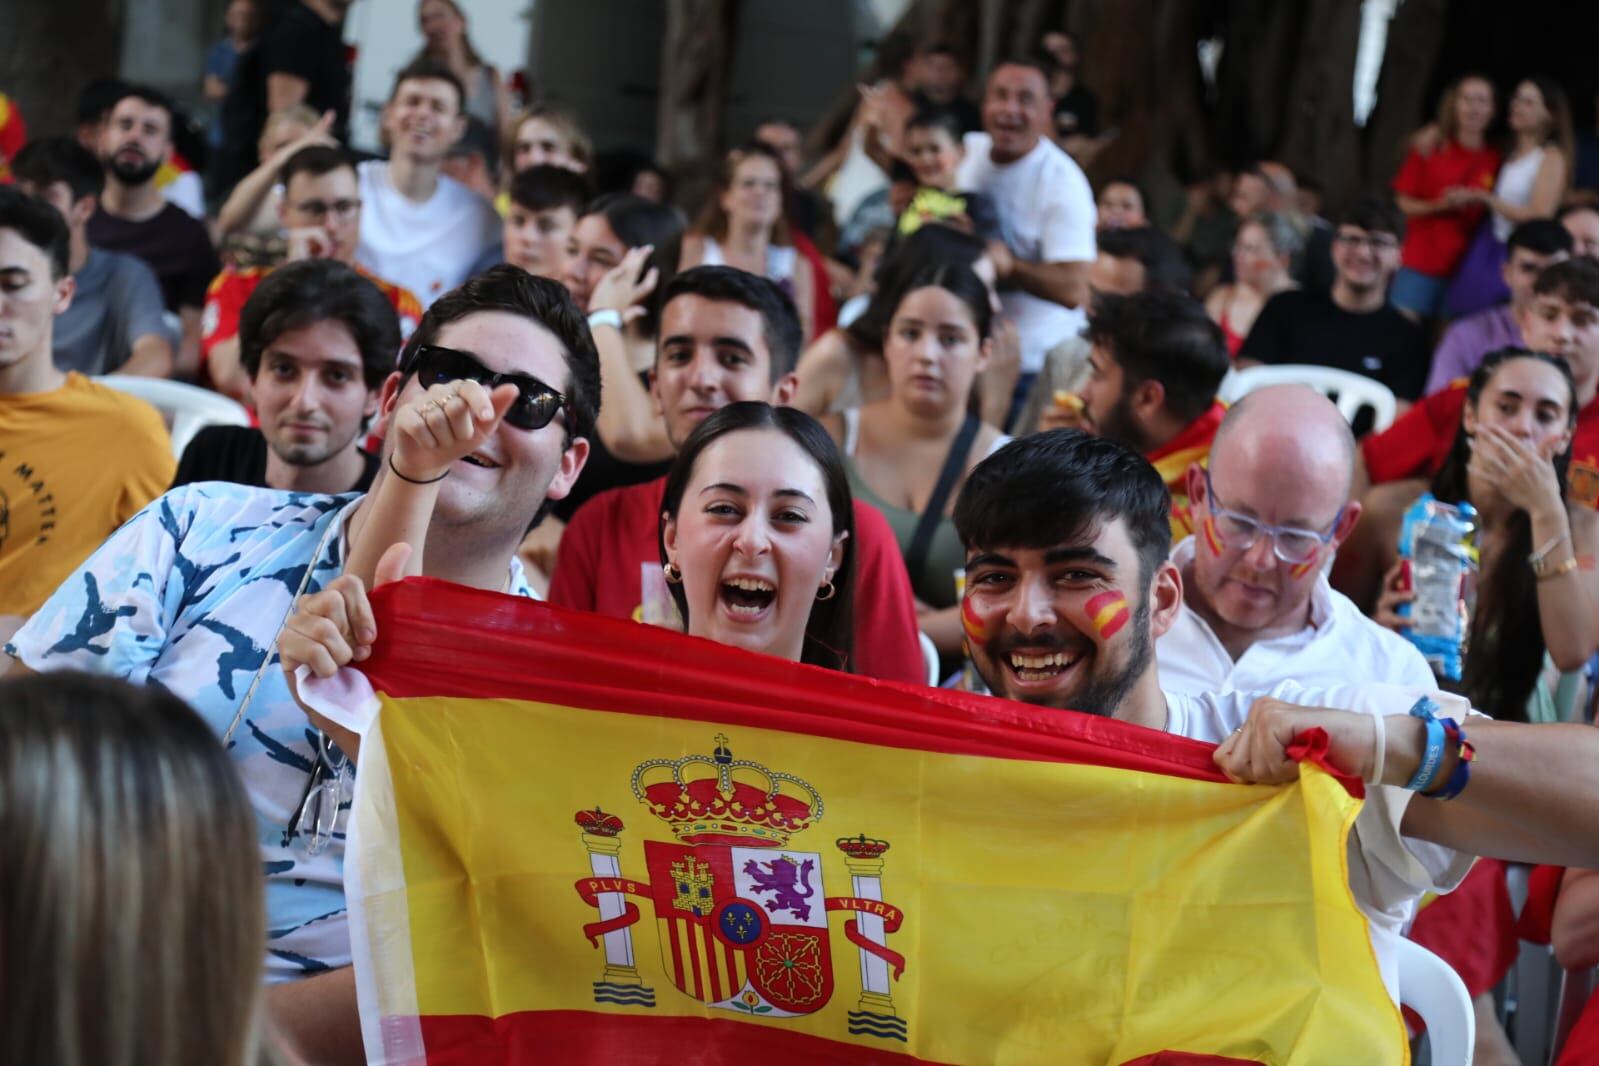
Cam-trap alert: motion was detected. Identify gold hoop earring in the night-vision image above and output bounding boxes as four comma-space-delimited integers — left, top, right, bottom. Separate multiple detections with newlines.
663, 561, 682, 584
816, 579, 836, 601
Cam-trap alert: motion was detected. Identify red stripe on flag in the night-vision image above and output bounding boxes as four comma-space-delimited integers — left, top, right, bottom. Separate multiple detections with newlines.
416, 1009, 943, 1064
701, 922, 723, 1003
413, 1010, 1267, 1065
723, 939, 740, 996
359, 580, 1233, 784
665, 918, 687, 995
682, 917, 705, 1001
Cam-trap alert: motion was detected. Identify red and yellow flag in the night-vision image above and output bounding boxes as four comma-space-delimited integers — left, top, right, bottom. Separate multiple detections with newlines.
329, 579, 1404, 1065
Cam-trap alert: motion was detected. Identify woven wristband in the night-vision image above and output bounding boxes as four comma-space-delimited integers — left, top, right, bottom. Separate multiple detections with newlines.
1405, 697, 1447, 792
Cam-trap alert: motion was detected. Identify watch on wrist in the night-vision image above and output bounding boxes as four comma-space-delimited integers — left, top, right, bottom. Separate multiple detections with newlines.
587, 309, 624, 332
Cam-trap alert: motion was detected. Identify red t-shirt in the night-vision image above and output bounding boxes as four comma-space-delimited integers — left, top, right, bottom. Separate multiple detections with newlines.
1363, 381, 1599, 508
201, 263, 423, 364
548, 476, 926, 684
1392, 141, 1501, 278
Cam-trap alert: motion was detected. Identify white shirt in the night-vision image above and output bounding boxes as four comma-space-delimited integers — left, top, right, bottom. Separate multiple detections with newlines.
1158, 536, 1438, 697
956, 132, 1096, 373
1492, 146, 1547, 242
161, 169, 207, 221
1165, 680, 1475, 1003
356, 161, 502, 308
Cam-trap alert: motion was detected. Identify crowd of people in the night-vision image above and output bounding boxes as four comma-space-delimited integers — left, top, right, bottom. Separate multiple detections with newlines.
7, 4, 1599, 1063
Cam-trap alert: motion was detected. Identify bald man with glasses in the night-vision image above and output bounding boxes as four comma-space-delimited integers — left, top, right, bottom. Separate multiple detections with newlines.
1157, 383, 1436, 696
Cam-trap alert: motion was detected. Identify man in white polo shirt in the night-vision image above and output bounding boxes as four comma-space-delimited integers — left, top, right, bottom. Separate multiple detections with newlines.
1158, 383, 1437, 695
356, 59, 500, 308
956, 56, 1096, 425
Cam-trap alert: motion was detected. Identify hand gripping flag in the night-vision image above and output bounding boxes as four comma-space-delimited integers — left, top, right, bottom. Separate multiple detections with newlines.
312, 579, 1406, 1065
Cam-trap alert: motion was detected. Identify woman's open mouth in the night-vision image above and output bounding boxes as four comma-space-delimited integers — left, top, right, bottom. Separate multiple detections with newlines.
719, 576, 776, 620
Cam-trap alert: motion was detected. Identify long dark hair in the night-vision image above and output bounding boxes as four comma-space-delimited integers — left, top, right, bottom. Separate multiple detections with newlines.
845, 224, 986, 353
1430, 347, 1577, 722
581, 192, 686, 336
695, 143, 794, 248
658, 402, 857, 672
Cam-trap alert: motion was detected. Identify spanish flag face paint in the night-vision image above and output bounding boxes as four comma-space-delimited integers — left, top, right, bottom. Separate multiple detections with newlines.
1085, 590, 1131, 640
1288, 554, 1319, 579
961, 596, 990, 647
1201, 516, 1224, 557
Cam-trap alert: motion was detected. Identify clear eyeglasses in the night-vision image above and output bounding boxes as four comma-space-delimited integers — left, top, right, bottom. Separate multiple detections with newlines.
1204, 469, 1341, 565
283, 731, 351, 856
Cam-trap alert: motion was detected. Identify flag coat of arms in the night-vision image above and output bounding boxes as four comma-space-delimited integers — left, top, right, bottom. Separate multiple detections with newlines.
311, 579, 1407, 1064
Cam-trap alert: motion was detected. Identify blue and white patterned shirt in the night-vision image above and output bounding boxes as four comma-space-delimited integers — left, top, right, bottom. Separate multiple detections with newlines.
6, 482, 532, 980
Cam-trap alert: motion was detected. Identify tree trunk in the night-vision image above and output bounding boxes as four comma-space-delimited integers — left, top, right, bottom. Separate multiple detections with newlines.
1, 0, 127, 140
1275, 0, 1364, 209
1211, 0, 1305, 167
1361, 0, 1447, 196
656, 0, 741, 208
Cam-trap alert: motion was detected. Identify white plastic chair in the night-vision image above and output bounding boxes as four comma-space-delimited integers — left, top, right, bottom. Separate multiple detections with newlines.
95, 376, 252, 458
918, 631, 940, 686
1398, 937, 1474, 1066
1217, 364, 1398, 433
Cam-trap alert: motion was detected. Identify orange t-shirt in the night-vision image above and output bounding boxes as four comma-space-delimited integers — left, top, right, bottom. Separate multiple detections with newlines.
0, 374, 174, 616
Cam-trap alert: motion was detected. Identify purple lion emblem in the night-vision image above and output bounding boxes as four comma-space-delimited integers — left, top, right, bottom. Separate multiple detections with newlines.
742, 855, 817, 921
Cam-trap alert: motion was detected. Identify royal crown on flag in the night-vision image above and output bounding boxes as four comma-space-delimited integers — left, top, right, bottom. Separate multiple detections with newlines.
836, 834, 890, 860
630, 734, 823, 848
574, 807, 624, 837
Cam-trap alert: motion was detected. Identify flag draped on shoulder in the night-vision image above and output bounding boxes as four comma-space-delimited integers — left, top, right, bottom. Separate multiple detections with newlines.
324, 578, 1405, 1065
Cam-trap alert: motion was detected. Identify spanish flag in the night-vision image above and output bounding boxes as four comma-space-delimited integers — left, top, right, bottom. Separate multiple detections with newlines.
321, 579, 1405, 1064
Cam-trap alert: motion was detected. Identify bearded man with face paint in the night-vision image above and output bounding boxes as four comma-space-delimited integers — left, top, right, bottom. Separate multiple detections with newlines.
952, 429, 1599, 1001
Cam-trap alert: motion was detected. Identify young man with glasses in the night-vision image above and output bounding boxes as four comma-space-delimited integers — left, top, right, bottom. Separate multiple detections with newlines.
1157, 384, 1435, 695
1239, 196, 1430, 405
5, 266, 596, 1063
203, 144, 422, 400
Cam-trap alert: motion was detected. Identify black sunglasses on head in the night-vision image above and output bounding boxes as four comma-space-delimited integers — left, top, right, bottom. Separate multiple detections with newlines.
412, 345, 569, 431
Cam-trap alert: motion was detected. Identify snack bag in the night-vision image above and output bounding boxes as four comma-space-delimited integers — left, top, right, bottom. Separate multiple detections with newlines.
899, 187, 969, 236
1396, 493, 1478, 681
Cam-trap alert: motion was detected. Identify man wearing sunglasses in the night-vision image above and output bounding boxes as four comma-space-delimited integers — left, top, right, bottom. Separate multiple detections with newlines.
1157, 384, 1435, 697
204, 144, 422, 401
7, 266, 597, 1063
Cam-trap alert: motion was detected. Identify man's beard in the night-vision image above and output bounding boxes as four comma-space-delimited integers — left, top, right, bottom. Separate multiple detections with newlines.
1066, 597, 1153, 717
1095, 391, 1153, 455
108, 155, 161, 187
979, 595, 1155, 716
269, 422, 357, 469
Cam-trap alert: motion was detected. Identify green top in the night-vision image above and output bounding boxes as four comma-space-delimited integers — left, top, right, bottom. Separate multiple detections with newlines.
845, 456, 966, 609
